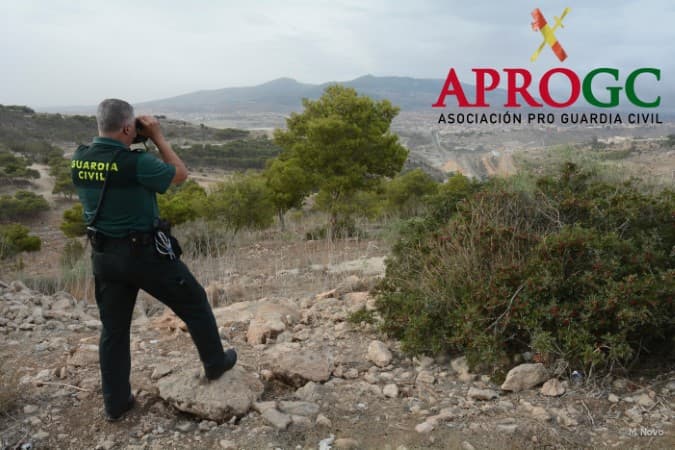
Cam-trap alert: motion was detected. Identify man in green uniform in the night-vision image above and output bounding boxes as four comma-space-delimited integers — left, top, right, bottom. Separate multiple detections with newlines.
72, 99, 236, 421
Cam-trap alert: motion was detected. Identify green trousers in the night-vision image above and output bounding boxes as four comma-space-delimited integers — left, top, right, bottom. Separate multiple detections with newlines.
91, 238, 226, 417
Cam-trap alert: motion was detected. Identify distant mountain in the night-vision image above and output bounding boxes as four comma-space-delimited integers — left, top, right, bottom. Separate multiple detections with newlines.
135, 75, 505, 115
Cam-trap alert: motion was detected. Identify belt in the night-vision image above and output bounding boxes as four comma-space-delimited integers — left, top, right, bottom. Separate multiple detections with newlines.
88, 229, 154, 249
108, 232, 154, 246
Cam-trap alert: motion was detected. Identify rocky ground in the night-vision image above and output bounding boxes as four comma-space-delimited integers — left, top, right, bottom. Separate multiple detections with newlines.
0, 276, 673, 450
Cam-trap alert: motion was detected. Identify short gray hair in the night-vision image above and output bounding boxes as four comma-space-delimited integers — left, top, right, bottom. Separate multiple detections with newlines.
96, 99, 135, 133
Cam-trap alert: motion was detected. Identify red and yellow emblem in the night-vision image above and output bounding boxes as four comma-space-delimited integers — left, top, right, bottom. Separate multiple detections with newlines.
531, 7, 571, 62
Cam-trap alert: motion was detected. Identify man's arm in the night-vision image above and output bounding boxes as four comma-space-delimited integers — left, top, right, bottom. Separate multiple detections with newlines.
137, 115, 188, 185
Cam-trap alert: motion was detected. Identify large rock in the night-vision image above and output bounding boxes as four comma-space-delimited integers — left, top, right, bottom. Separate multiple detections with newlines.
262, 343, 333, 386
157, 366, 263, 421
367, 340, 392, 368
501, 363, 549, 392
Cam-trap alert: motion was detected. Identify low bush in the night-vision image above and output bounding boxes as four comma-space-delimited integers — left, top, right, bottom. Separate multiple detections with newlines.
376, 163, 674, 376
0, 190, 49, 221
0, 223, 41, 259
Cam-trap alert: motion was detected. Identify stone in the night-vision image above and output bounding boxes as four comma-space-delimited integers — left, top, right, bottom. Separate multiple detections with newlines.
414, 356, 435, 370
551, 408, 578, 428
608, 393, 620, 403
426, 407, 462, 424
253, 401, 277, 414
334, 438, 360, 449
213, 298, 300, 327
367, 340, 392, 368
520, 401, 551, 422
10, 280, 28, 292
150, 363, 173, 381
175, 421, 195, 432
343, 292, 373, 313
461, 442, 476, 450
96, 440, 116, 450
291, 415, 313, 429
295, 381, 322, 402
343, 368, 359, 379
34, 369, 53, 383
278, 401, 320, 418
315, 289, 337, 300
33, 430, 49, 440
261, 408, 291, 430
467, 387, 499, 401
625, 406, 643, 423
612, 378, 630, 392
23, 404, 39, 415
458, 372, 477, 382
416, 370, 435, 385
316, 414, 332, 427
541, 378, 565, 397
383, 384, 399, 398
247, 317, 286, 345
198, 420, 215, 431
364, 373, 379, 384
451, 356, 470, 375
415, 421, 434, 433
636, 393, 655, 408
319, 435, 336, 450
84, 320, 102, 329
496, 424, 518, 434
67, 344, 99, 368
157, 366, 263, 421
219, 439, 236, 449
501, 363, 549, 392
262, 343, 333, 386
275, 331, 293, 343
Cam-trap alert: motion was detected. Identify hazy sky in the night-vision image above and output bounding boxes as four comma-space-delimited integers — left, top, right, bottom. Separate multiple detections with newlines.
1, 0, 672, 108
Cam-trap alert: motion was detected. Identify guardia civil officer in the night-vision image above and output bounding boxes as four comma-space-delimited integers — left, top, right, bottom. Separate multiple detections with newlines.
72, 99, 237, 421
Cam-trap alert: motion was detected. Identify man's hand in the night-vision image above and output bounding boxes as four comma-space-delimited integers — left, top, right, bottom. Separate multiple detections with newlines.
136, 115, 163, 142
135, 115, 188, 185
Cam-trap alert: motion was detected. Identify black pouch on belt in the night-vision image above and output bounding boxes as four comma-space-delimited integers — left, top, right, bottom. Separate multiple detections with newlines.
153, 218, 182, 260
86, 227, 105, 252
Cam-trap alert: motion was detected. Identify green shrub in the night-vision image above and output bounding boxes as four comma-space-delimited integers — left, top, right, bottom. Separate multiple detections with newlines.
0, 190, 49, 220
157, 179, 207, 225
348, 307, 376, 325
384, 168, 439, 218
207, 173, 275, 233
60, 203, 86, 237
0, 223, 41, 259
376, 163, 675, 376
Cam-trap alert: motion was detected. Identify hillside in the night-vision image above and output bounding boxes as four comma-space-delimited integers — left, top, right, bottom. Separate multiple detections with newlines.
40, 75, 508, 116
0, 105, 251, 149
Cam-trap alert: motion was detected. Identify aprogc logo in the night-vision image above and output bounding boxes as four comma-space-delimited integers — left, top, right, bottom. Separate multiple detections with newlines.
432, 7, 661, 110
